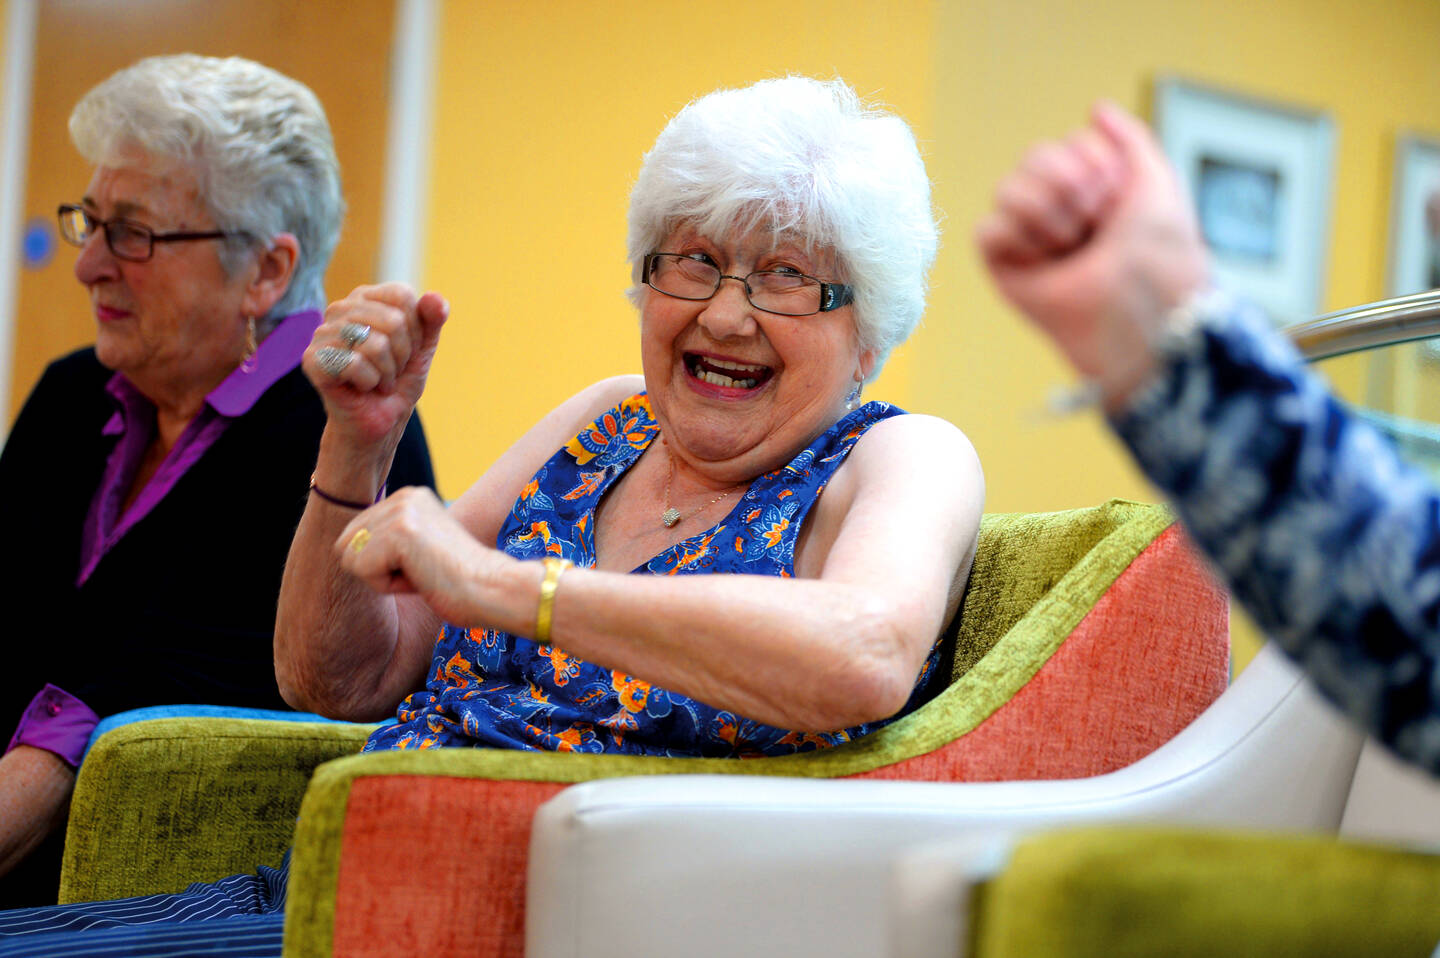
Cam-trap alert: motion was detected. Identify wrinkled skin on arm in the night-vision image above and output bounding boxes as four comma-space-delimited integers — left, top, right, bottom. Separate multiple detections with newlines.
0, 746, 74, 880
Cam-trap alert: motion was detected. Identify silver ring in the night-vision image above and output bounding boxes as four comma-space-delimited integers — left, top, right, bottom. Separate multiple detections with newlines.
315, 345, 354, 378
340, 322, 372, 348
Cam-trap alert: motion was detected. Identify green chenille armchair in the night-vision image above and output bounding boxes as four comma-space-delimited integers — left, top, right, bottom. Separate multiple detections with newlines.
59, 499, 1230, 958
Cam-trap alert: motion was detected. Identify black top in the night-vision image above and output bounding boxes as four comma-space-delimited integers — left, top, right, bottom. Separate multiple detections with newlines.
0, 346, 437, 726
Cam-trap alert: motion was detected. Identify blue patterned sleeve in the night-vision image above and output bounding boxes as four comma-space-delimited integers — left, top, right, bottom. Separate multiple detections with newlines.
1111, 295, 1440, 771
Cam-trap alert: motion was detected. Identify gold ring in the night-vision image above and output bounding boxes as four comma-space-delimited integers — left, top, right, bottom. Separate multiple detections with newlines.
348, 528, 372, 554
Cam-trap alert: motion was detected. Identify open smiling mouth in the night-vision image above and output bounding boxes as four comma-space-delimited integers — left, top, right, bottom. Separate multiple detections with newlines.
685, 354, 773, 391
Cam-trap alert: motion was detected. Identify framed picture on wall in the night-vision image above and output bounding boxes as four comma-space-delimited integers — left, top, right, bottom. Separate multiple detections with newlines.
1155, 77, 1336, 325
1386, 134, 1440, 297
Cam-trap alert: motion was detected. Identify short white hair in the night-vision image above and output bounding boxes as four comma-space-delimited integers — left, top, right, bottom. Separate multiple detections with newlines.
627, 76, 938, 378
69, 54, 344, 329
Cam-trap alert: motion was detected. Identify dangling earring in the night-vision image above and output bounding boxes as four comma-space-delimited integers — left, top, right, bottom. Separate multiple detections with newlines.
845, 383, 861, 411
240, 315, 258, 373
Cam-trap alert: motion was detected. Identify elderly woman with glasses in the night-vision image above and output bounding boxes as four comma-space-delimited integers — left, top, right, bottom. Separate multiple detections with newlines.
0, 54, 434, 904
277, 74, 982, 757
0, 75, 979, 952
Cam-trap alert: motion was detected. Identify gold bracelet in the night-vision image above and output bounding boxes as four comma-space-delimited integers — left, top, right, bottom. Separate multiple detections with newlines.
535, 557, 571, 646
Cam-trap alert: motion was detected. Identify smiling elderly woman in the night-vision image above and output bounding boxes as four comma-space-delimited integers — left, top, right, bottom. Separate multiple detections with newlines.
0, 76, 979, 953
0, 54, 434, 905
277, 75, 982, 753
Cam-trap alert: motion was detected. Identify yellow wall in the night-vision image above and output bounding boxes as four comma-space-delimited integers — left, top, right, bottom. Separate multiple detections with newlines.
419, 0, 936, 496
920, 0, 1440, 669
422, 0, 1440, 503
922, 0, 1440, 515
419, 0, 1440, 673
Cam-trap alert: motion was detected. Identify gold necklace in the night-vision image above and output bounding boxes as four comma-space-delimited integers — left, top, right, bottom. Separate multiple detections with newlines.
659, 440, 742, 528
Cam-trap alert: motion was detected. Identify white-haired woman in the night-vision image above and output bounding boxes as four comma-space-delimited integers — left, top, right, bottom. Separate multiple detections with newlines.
0, 54, 435, 904
0, 76, 978, 952
278, 74, 980, 751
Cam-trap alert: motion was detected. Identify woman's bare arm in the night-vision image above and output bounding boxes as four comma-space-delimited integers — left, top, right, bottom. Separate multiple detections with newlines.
273, 284, 447, 718
0, 747, 73, 878
275, 345, 644, 719
335, 412, 983, 731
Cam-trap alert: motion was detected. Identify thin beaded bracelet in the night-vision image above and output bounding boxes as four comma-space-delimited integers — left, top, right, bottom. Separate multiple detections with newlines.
308, 472, 378, 510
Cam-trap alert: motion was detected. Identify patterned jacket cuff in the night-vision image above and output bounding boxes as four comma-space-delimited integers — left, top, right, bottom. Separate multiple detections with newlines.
1110, 287, 1236, 427
5, 684, 100, 768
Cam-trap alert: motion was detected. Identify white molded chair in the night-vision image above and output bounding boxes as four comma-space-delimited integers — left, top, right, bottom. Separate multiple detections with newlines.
526, 642, 1364, 958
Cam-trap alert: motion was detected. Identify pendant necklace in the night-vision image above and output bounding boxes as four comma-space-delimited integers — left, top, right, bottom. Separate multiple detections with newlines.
659, 439, 742, 528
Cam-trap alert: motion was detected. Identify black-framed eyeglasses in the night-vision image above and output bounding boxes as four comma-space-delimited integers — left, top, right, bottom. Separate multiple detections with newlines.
642, 252, 854, 317
57, 203, 237, 263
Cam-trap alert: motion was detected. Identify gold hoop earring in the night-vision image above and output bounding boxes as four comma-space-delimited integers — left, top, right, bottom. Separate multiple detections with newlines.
241, 315, 258, 373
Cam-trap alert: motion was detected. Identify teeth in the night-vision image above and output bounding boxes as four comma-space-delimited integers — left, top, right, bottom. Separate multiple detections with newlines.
708, 357, 765, 373
698, 369, 758, 389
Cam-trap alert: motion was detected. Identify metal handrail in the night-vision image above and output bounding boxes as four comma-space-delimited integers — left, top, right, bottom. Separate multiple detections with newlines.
1285, 289, 1440, 361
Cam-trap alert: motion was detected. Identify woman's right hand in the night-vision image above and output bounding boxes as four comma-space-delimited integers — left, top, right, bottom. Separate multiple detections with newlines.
304, 282, 448, 446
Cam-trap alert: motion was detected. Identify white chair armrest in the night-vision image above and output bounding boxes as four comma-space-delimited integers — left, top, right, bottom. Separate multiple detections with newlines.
890, 832, 1015, 958
526, 644, 1363, 958
1340, 735, 1440, 843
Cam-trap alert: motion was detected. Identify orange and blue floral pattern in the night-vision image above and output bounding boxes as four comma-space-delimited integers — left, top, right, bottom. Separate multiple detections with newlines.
366, 394, 942, 757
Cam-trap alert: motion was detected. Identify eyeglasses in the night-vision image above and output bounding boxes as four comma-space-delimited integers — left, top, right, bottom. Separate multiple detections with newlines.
57, 203, 236, 263
642, 252, 854, 317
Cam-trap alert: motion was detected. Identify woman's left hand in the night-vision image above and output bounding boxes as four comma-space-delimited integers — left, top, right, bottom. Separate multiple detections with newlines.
334, 486, 512, 627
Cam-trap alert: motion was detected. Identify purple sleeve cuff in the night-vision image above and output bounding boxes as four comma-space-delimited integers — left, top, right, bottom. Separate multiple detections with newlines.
6, 684, 100, 768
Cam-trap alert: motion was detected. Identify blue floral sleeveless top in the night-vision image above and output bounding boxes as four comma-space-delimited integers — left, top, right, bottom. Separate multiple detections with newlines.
365, 394, 943, 757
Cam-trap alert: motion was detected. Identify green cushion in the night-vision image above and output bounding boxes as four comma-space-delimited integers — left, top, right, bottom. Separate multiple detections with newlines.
59, 718, 374, 903
952, 499, 1168, 680
972, 826, 1440, 958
